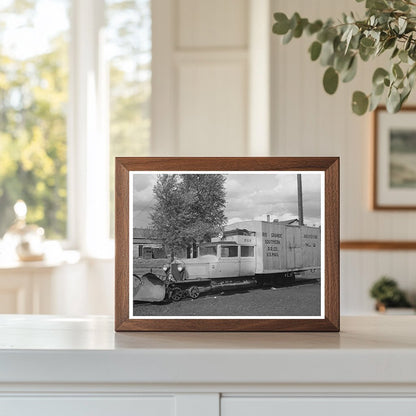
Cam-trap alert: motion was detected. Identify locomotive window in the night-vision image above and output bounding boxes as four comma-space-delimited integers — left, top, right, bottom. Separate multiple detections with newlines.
199, 245, 217, 256
221, 246, 238, 257
241, 246, 254, 257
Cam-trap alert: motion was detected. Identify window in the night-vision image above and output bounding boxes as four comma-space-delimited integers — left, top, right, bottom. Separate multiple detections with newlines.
0, 0, 70, 239
221, 245, 238, 258
241, 245, 254, 257
106, 0, 151, 237
0, 0, 151, 253
199, 245, 217, 257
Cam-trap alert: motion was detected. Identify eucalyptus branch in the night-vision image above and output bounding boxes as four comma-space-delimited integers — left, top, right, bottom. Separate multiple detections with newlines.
272, 0, 416, 115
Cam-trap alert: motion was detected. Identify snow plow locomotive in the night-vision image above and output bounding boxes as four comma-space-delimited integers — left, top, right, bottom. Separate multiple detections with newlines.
133, 218, 321, 303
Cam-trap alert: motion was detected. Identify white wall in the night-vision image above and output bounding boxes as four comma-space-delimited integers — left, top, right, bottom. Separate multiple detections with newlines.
271, 0, 416, 313
152, 0, 251, 156
150, 0, 416, 315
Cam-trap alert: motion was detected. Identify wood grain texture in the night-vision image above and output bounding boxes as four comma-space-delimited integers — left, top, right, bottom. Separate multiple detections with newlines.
115, 157, 340, 332
114, 160, 130, 330
341, 241, 416, 250
373, 106, 416, 210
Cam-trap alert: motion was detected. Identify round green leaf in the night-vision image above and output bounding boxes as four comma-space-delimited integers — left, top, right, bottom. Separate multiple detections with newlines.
360, 37, 375, 48
399, 50, 408, 63
290, 12, 301, 30
359, 44, 375, 62
387, 88, 401, 113
282, 29, 293, 44
367, 0, 388, 11
373, 82, 384, 96
369, 92, 383, 112
372, 68, 389, 86
342, 56, 357, 83
352, 91, 369, 115
320, 41, 335, 66
384, 37, 396, 50
273, 13, 290, 35
317, 30, 328, 43
323, 67, 339, 95
307, 20, 323, 35
391, 47, 399, 59
309, 41, 322, 61
393, 63, 404, 79
334, 52, 352, 73
293, 18, 308, 38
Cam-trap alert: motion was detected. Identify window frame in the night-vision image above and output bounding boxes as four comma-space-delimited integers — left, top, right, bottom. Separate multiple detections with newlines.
220, 245, 239, 258
241, 245, 254, 257
69, 0, 152, 258
0, 0, 153, 258
67, 0, 111, 257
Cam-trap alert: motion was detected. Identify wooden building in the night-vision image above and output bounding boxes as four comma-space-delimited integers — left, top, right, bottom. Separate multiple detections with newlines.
132, 228, 166, 259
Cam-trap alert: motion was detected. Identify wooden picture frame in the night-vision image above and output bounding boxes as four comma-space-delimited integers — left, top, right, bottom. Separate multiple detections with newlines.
373, 106, 416, 210
115, 157, 339, 332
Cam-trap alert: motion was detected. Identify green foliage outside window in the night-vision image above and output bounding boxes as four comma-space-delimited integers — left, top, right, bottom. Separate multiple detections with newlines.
0, 1, 69, 238
0, 0, 151, 240
107, 0, 151, 237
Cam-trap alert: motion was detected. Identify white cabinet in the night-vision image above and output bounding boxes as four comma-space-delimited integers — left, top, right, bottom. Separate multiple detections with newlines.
1, 316, 416, 415
1, 397, 175, 416
222, 398, 416, 416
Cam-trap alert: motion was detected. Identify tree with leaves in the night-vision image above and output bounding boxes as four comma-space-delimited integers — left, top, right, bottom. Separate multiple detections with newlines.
0, 17, 69, 238
0, 0, 152, 238
272, 0, 416, 115
150, 174, 227, 261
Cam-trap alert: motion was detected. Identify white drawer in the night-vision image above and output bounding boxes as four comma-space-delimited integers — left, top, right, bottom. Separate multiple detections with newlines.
222, 397, 416, 416
0, 396, 175, 416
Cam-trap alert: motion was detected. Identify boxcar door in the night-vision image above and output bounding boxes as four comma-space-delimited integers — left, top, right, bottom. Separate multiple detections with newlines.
294, 227, 303, 268
285, 227, 296, 269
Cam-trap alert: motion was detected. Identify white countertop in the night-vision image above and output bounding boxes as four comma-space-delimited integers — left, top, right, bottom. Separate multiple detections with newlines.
0, 315, 415, 386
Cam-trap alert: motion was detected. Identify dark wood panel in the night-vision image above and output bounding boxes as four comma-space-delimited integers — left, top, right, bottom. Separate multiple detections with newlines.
341, 241, 416, 250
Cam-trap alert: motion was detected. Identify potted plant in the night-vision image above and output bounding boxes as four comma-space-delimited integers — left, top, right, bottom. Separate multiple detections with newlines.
369, 276, 413, 312
272, 0, 416, 115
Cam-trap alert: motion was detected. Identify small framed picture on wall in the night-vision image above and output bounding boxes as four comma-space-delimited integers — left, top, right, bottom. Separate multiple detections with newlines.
374, 106, 416, 210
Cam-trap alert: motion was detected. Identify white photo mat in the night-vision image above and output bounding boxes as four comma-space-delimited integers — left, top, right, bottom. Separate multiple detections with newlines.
129, 171, 325, 320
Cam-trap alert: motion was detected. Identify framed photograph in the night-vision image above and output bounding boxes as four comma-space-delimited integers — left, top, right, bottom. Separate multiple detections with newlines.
115, 157, 339, 331
374, 106, 416, 209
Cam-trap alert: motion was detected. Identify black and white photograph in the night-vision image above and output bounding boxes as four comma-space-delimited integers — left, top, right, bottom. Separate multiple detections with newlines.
129, 171, 324, 319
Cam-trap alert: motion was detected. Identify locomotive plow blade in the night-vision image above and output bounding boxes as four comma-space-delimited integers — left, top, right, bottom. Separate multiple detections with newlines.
133, 273, 166, 302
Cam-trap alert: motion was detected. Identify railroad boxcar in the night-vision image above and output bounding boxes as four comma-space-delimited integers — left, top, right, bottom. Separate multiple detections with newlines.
223, 219, 321, 275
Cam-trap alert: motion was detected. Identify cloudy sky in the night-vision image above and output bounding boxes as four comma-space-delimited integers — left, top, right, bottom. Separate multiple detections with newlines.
132, 173, 322, 228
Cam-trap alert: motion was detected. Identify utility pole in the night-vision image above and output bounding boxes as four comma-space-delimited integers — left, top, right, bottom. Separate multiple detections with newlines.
297, 174, 304, 226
